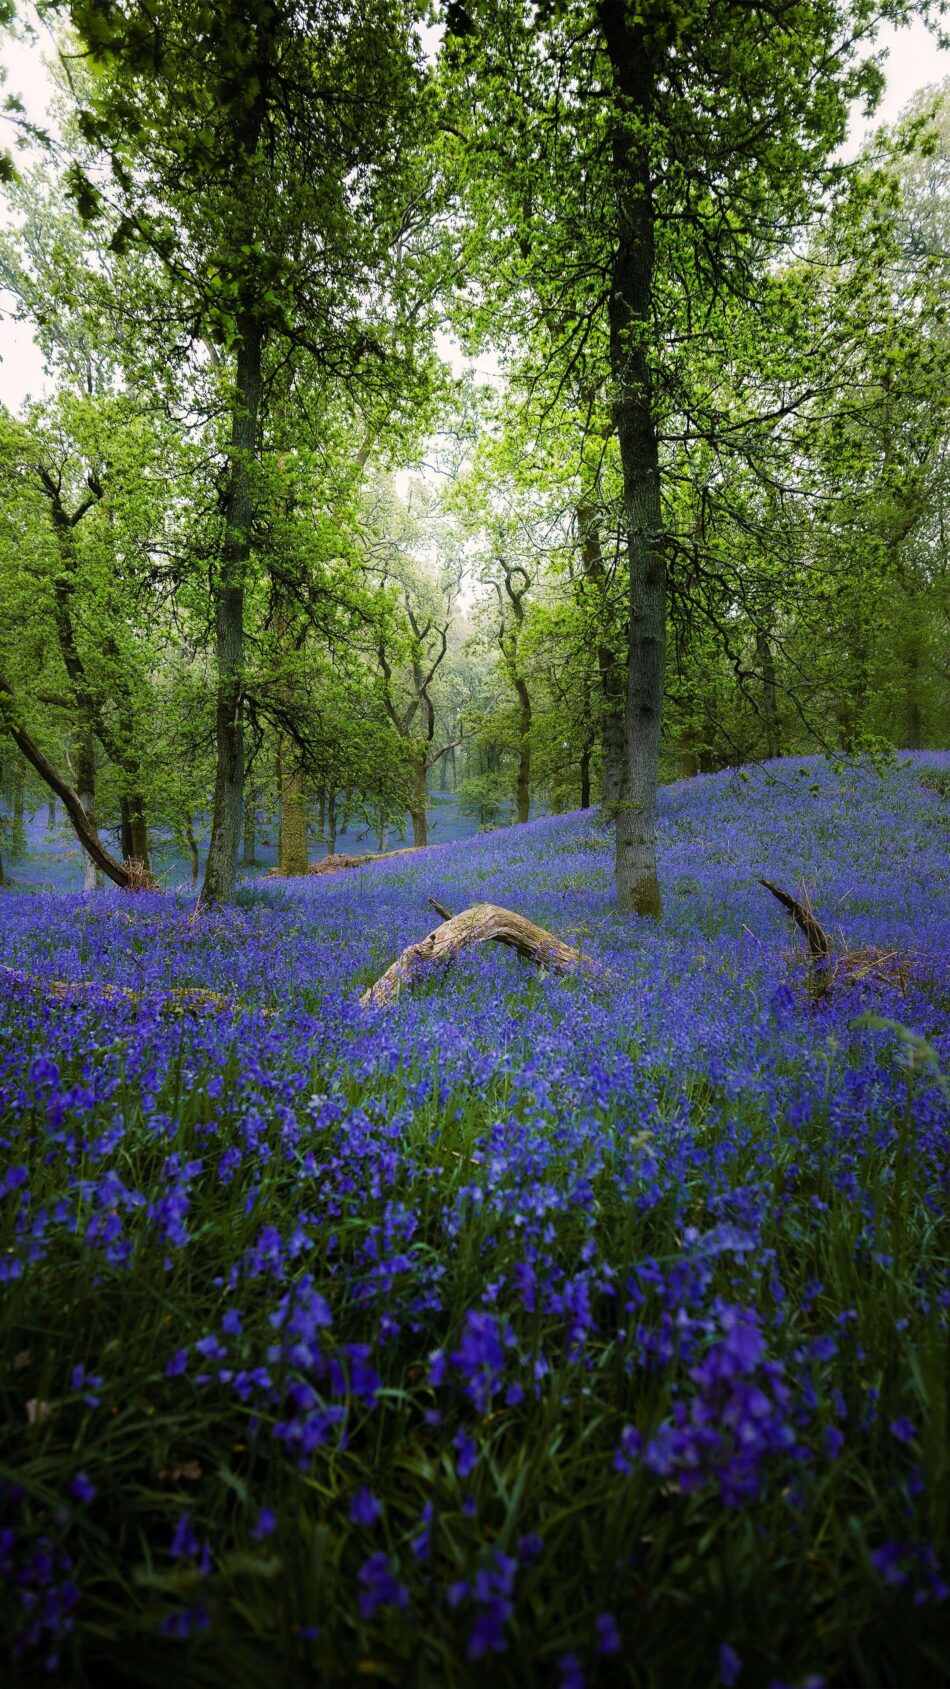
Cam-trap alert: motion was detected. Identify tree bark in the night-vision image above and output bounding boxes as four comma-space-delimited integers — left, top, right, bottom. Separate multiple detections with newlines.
120, 795, 134, 864
75, 727, 99, 890
278, 756, 308, 875
185, 813, 200, 886
680, 726, 699, 778
577, 498, 626, 812
410, 751, 428, 847
756, 625, 780, 760
38, 472, 152, 873
906, 650, 923, 751
11, 758, 26, 859
0, 672, 131, 888
327, 787, 337, 857
599, 1, 664, 917
361, 901, 607, 1007
242, 782, 258, 865
47, 794, 56, 831
580, 743, 592, 809
202, 317, 262, 903
514, 677, 531, 824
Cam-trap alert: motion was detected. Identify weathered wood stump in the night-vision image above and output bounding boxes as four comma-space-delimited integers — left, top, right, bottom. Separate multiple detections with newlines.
361, 902, 605, 1008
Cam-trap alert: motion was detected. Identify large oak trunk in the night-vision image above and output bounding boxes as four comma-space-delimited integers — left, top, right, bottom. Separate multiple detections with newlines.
202, 320, 262, 903
599, 0, 665, 918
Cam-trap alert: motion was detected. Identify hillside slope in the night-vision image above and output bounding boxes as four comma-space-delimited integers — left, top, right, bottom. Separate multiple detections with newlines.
1, 754, 949, 1685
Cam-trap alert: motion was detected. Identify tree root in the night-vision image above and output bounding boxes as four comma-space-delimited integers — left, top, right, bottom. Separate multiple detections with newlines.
361, 901, 607, 1007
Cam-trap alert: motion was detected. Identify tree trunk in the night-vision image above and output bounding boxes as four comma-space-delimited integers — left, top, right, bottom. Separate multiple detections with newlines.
680, 726, 699, 778
41, 478, 152, 869
514, 678, 531, 823
0, 672, 131, 888
11, 758, 26, 859
120, 795, 134, 864
906, 650, 923, 751
580, 744, 592, 809
600, 0, 664, 918
327, 788, 337, 858
410, 752, 428, 847
242, 783, 258, 865
185, 813, 200, 886
202, 318, 262, 903
278, 754, 308, 875
756, 625, 780, 760
129, 796, 150, 869
47, 794, 56, 831
600, 677, 626, 809
577, 498, 626, 812
76, 728, 99, 890
376, 807, 387, 853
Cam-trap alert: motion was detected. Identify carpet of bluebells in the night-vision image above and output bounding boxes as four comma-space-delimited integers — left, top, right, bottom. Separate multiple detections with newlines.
2, 754, 950, 1687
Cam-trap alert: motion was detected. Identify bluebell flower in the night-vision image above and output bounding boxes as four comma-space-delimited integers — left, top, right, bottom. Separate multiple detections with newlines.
720, 1641, 742, 1685
357, 1553, 408, 1619
595, 1611, 621, 1655
349, 1488, 382, 1527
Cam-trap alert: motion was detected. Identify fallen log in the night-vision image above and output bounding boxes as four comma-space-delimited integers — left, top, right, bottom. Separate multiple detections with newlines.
361, 901, 605, 1008
271, 847, 422, 879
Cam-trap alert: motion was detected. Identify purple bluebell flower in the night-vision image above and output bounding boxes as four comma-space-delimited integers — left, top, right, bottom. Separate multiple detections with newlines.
357, 1554, 409, 1619
596, 1611, 621, 1655
720, 1642, 742, 1685
349, 1488, 382, 1527
68, 1473, 96, 1505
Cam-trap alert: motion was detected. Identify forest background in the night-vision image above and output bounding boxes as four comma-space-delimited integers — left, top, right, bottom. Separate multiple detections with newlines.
1, 0, 949, 912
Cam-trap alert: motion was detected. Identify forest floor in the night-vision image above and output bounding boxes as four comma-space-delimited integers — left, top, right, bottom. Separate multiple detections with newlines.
1, 753, 949, 1686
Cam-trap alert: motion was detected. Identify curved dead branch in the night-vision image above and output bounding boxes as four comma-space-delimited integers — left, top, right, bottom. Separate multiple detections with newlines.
760, 879, 830, 958
361, 902, 607, 1008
